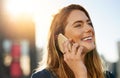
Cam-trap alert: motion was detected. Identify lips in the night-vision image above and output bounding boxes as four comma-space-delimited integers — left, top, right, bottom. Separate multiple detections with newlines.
81, 36, 93, 41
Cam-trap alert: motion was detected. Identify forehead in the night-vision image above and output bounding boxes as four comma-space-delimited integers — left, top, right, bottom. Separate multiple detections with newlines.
67, 10, 89, 23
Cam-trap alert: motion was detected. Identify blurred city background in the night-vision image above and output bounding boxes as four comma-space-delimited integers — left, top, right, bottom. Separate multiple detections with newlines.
0, 0, 120, 78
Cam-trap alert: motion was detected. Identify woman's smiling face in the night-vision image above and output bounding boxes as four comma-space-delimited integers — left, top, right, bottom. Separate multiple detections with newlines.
64, 10, 95, 53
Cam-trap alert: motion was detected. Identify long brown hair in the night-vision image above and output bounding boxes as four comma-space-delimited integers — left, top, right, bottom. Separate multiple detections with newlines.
42, 4, 105, 78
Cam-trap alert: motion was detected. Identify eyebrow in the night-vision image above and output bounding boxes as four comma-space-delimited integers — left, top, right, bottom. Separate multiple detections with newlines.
72, 19, 91, 25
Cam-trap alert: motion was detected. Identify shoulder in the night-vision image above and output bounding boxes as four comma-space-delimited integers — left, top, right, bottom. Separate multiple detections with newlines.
31, 69, 52, 78
105, 71, 115, 78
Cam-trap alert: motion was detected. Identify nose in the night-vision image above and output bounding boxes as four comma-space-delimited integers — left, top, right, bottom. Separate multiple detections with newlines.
84, 23, 93, 33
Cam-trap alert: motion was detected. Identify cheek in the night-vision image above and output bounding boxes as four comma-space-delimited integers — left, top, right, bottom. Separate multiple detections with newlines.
65, 26, 83, 41
66, 32, 82, 42
71, 30, 83, 42
72, 34, 82, 42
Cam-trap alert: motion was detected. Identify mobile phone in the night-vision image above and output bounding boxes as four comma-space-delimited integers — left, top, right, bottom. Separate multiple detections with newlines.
57, 33, 68, 53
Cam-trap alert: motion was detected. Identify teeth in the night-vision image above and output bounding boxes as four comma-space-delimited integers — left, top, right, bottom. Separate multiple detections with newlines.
82, 37, 92, 41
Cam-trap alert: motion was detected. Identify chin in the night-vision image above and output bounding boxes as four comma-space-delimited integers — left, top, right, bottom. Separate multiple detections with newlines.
83, 44, 96, 53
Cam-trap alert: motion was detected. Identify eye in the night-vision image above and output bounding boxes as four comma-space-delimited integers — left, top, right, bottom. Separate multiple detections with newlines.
74, 23, 82, 28
75, 24, 81, 27
88, 22, 92, 26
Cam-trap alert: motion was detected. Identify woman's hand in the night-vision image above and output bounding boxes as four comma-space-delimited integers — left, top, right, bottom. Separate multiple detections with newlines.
63, 40, 87, 78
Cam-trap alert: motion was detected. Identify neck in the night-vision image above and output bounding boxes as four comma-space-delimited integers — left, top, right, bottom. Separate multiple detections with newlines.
81, 51, 87, 64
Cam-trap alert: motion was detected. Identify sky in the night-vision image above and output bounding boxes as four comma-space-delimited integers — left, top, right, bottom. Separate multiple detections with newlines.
4, 0, 120, 63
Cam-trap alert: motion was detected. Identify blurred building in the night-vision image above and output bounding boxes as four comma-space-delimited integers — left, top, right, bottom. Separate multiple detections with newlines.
0, 0, 10, 78
0, 0, 37, 78
117, 41, 120, 78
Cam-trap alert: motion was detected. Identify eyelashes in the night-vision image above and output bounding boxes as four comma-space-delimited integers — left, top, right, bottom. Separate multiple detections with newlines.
74, 24, 82, 27
88, 22, 92, 26
74, 22, 92, 28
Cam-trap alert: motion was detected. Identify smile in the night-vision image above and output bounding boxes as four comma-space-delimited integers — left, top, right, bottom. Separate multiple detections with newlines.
81, 36, 92, 41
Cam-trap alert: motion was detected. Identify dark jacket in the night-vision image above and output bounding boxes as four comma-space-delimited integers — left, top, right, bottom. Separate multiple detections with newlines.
31, 69, 57, 78
31, 69, 114, 78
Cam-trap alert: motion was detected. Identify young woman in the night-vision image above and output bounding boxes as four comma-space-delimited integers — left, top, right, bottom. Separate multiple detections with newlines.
31, 4, 114, 78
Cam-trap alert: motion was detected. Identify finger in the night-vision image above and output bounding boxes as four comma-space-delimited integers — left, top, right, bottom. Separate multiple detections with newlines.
77, 46, 84, 57
71, 43, 79, 55
68, 39, 72, 52
63, 40, 70, 54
